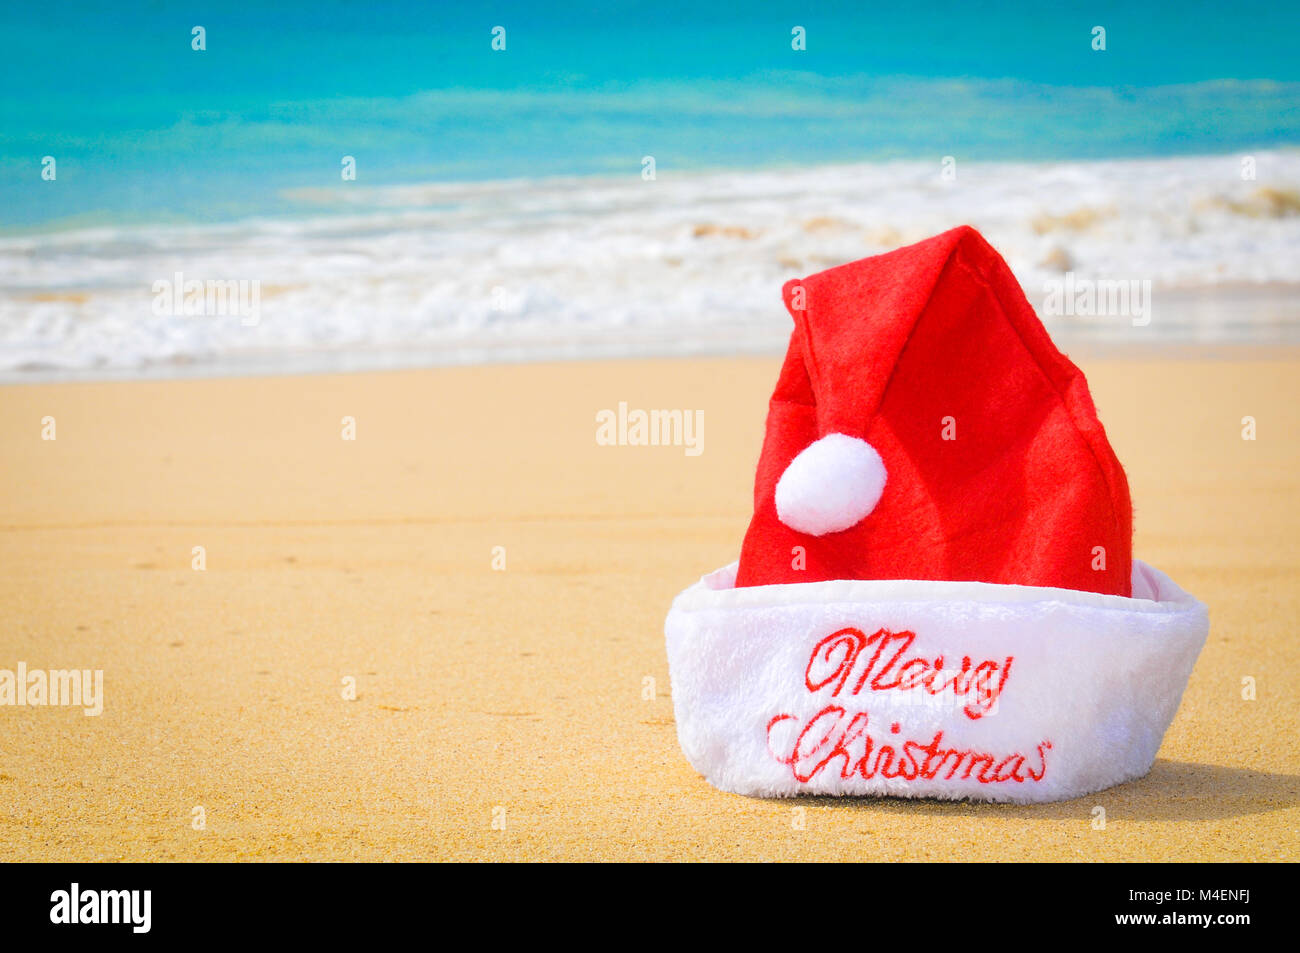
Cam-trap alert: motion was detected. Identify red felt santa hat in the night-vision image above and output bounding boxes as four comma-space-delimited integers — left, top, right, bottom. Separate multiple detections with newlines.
664, 226, 1208, 804
736, 224, 1132, 595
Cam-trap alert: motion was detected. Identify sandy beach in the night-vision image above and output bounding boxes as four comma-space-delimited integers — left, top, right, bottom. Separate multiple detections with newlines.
1, 351, 1297, 862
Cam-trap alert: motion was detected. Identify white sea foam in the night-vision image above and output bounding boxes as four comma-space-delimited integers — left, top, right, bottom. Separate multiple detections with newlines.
2, 152, 1298, 376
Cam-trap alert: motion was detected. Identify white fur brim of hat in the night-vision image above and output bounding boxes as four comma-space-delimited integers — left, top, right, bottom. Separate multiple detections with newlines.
664, 560, 1208, 803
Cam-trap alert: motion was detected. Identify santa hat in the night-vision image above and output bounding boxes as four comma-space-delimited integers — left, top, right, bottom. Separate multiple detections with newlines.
664, 226, 1208, 803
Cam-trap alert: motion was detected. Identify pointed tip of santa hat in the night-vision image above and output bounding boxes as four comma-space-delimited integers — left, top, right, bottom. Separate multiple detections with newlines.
738, 224, 1136, 595
774, 433, 887, 536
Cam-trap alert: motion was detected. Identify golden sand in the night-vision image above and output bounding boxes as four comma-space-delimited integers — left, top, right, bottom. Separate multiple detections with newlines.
1, 354, 1297, 861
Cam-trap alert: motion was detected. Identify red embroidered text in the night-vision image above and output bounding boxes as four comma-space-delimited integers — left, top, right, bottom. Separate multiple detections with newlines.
768, 705, 1053, 786
806, 626, 1013, 720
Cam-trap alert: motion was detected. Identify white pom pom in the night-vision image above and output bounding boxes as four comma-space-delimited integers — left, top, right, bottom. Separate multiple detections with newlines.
774, 433, 887, 536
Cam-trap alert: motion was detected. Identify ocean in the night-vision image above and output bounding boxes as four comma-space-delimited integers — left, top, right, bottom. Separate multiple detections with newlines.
2, 1, 1298, 377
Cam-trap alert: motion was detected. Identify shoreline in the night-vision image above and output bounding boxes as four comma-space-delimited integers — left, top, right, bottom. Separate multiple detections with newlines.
5, 281, 1300, 387
5, 153, 1300, 381
6, 340, 1300, 388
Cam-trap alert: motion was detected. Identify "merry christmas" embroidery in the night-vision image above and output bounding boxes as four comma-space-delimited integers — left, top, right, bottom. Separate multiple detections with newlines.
765, 626, 1052, 787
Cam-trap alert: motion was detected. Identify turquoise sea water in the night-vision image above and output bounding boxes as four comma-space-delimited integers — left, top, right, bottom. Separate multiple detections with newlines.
3, 1, 1299, 230
2, 2, 1297, 376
